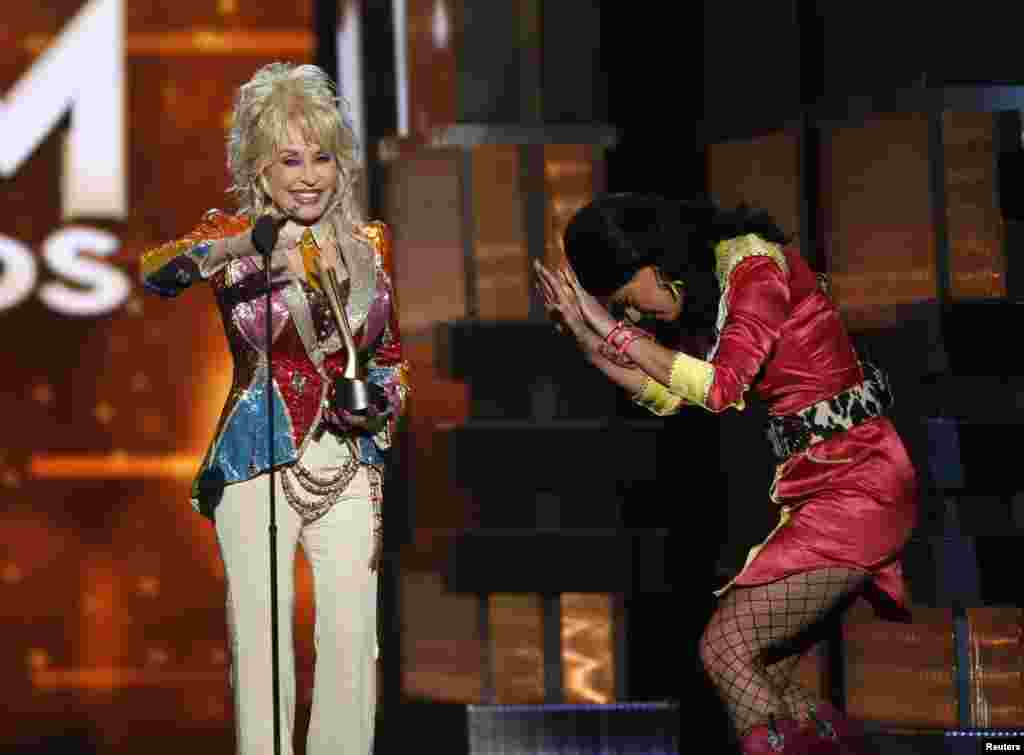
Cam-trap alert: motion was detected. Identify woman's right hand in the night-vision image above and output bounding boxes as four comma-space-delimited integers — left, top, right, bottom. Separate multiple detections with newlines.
273, 217, 305, 254
241, 215, 303, 276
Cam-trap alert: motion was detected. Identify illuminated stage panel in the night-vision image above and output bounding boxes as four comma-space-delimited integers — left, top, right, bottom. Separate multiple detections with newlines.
472, 144, 531, 321
966, 607, 1024, 728
405, 0, 457, 136
844, 605, 958, 728
384, 152, 469, 336
29, 452, 201, 479
489, 593, 545, 704
543, 144, 603, 271
22, 30, 313, 57
4, 0, 313, 34
401, 569, 484, 703
707, 129, 802, 240
823, 112, 939, 329
560, 593, 613, 705
942, 111, 1008, 300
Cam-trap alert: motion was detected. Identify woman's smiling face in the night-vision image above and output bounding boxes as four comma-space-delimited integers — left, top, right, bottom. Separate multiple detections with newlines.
263, 120, 339, 225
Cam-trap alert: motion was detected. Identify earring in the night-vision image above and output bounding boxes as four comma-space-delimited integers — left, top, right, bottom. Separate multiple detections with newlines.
655, 268, 685, 301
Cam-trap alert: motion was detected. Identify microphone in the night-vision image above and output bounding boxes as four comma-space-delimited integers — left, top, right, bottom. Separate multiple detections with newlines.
252, 214, 283, 261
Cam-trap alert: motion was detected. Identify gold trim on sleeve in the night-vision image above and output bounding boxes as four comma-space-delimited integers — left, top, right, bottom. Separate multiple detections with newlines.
713, 234, 788, 289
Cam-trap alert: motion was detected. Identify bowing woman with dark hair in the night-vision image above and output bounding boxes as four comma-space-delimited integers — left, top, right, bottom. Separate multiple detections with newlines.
535, 194, 916, 754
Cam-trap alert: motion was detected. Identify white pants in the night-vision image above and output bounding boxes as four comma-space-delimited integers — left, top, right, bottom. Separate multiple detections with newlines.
214, 432, 378, 755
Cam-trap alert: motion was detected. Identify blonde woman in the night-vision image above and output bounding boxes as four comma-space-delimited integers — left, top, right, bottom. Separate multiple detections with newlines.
140, 62, 410, 755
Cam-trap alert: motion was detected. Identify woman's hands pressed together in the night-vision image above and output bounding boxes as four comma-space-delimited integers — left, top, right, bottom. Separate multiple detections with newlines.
534, 259, 584, 339
562, 264, 618, 339
533, 259, 654, 395
533, 259, 617, 349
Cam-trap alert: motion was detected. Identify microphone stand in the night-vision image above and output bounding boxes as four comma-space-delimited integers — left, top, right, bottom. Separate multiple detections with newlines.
252, 215, 283, 755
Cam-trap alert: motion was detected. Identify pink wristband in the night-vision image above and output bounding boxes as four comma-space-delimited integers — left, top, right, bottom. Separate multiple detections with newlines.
607, 323, 651, 357
597, 340, 636, 368
604, 321, 627, 344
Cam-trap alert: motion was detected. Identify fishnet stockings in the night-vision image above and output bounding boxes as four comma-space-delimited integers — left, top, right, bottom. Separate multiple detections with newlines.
762, 653, 817, 724
699, 566, 867, 738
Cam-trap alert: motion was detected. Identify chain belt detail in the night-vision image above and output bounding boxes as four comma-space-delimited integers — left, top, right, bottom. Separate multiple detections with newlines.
281, 438, 362, 524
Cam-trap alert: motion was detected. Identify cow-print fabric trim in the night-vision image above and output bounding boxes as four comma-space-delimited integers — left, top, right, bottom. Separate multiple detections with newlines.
765, 362, 894, 463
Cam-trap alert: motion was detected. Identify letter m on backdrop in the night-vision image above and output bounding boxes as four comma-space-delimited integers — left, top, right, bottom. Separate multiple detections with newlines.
0, 0, 125, 220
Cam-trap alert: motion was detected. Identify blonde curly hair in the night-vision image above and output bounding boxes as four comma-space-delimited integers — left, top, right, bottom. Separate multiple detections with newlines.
226, 62, 363, 232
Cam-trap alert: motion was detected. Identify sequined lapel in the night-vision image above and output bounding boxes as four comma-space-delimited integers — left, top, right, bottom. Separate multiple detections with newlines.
280, 278, 326, 372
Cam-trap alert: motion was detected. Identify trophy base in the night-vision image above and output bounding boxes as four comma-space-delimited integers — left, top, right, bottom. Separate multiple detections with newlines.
333, 377, 386, 415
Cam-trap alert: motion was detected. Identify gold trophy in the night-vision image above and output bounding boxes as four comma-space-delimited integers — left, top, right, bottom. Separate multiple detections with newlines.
316, 257, 385, 415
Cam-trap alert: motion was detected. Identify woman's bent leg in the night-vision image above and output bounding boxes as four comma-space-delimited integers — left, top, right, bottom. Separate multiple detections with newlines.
699, 566, 867, 749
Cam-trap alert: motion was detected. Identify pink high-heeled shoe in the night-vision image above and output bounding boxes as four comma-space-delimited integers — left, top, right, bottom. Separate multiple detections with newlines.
806, 702, 875, 755
740, 717, 817, 754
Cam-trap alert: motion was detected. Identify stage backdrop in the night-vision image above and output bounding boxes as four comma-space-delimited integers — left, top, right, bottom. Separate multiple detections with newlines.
0, 1, 322, 751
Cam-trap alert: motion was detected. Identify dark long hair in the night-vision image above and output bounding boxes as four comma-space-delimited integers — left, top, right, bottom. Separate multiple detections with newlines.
562, 193, 790, 330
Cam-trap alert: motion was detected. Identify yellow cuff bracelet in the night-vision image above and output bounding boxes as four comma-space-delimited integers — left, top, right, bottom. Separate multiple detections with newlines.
668, 351, 714, 408
632, 376, 684, 416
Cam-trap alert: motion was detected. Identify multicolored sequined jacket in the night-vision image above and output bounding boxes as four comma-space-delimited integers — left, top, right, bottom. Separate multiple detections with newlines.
140, 209, 410, 517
